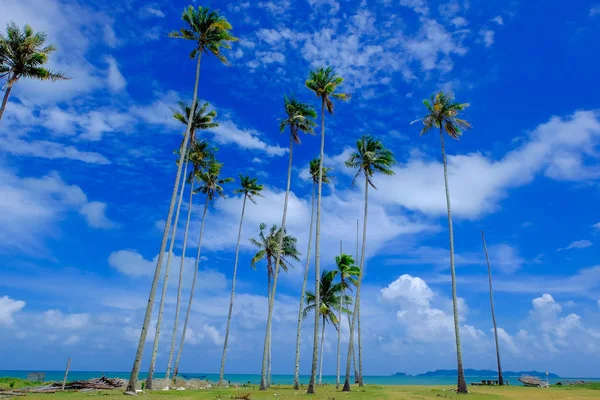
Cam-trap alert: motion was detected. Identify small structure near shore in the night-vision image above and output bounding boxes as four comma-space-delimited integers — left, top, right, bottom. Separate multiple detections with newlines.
518, 376, 549, 388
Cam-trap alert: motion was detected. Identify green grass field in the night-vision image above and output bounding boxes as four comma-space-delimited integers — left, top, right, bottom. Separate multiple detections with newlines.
2, 381, 599, 400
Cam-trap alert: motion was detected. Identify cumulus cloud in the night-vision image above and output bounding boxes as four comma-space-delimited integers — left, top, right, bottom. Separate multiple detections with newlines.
480, 29, 495, 47
208, 120, 287, 157
0, 296, 26, 327
44, 309, 90, 330
105, 56, 127, 92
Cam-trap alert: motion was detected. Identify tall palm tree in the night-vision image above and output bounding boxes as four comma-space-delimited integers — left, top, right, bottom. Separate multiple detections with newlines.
481, 230, 504, 385
305, 66, 349, 394
165, 139, 215, 381
219, 175, 264, 385
335, 254, 359, 388
172, 162, 233, 379
0, 22, 68, 121
415, 91, 471, 394
304, 270, 351, 386
127, 6, 236, 391
257, 95, 316, 390
251, 223, 300, 388
148, 103, 218, 388
292, 158, 333, 390
343, 135, 395, 391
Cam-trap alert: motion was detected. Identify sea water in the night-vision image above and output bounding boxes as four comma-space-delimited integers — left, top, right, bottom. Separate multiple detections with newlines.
1, 370, 598, 385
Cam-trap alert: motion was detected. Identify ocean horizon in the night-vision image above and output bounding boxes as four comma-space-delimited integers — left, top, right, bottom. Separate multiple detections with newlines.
2, 370, 599, 386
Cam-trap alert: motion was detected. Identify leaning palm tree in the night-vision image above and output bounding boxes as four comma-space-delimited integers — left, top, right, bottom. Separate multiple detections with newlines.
148, 103, 218, 388
305, 66, 349, 394
219, 175, 264, 385
251, 223, 301, 388
414, 91, 471, 394
334, 254, 359, 388
257, 95, 316, 390
0, 22, 68, 121
164, 139, 216, 382
304, 270, 351, 386
481, 230, 504, 385
343, 135, 395, 391
292, 158, 333, 390
127, 5, 236, 391
173, 162, 233, 379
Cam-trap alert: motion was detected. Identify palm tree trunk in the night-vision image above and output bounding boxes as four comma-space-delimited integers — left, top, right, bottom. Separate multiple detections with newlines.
266, 266, 272, 389
440, 128, 468, 394
343, 175, 369, 392
353, 220, 359, 382
482, 230, 504, 385
146, 158, 189, 390
318, 315, 326, 385
165, 174, 196, 380
218, 195, 248, 385
293, 184, 316, 390
0, 80, 15, 122
335, 246, 343, 389
125, 53, 202, 393
172, 194, 209, 379
307, 99, 326, 395
259, 132, 295, 390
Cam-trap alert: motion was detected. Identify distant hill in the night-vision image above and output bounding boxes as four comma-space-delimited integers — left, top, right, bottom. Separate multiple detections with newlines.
416, 369, 559, 378
391, 372, 410, 376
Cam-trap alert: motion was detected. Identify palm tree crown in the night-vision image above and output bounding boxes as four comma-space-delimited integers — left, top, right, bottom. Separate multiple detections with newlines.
250, 223, 300, 278
305, 66, 350, 114
335, 254, 360, 289
418, 91, 471, 138
186, 140, 216, 182
309, 157, 334, 184
235, 175, 263, 204
304, 270, 351, 327
169, 6, 238, 64
173, 100, 218, 143
345, 135, 396, 189
194, 162, 233, 203
280, 95, 317, 144
0, 22, 67, 83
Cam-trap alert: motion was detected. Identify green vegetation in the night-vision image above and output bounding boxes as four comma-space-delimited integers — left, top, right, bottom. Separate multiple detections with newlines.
0, 377, 41, 390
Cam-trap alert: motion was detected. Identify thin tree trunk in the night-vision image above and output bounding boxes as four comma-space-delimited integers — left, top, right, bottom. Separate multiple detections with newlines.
0, 80, 15, 122
440, 128, 468, 394
165, 174, 195, 380
335, 242, 342, 389
259, 133, 295, 390
218, 195, 248, 385
307, 99, 326, 395
343, 175, 368, 392
482, 230, 504, 385
353, 220, 359, 382
318, 315, 326, 385
265, 265, 272, 389
172, 194, 209, 379
293, 184, 316, 390
267, 274, 272, 388
126, 54, 202, 393
146, 159, 189, 390
61, 358, 71, 391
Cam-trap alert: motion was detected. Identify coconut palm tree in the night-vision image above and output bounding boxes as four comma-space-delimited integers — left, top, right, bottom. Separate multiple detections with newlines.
148, 103, 218, 388
292, 158, 333, 390
172, 162, 233, 379
219, 175, 264, 385
304, 270, 352, 386
334, 254, 359, 388
127, 6, 236, 391
343, 135, 395, 391
164, 140, 215, 382
257, 95, 316, 390
481, 230, 504, 385
305, 66, 349, 394
251, 222, 301, 388
415, 91, 471, 394
0, 22, 68, 121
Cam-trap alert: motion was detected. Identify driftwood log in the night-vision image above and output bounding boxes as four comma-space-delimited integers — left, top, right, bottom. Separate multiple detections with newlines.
27, 377, 126, 392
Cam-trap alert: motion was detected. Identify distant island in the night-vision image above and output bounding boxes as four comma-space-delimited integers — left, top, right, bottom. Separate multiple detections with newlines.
405, 369, 559, 378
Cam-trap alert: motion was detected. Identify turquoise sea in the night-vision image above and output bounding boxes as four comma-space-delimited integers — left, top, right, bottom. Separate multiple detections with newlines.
1, 370, 598, 386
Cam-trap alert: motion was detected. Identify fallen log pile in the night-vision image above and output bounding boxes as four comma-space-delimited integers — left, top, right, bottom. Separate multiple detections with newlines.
26, 377, 126, 392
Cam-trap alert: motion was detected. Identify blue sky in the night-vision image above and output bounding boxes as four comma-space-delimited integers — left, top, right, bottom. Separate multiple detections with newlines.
1, 0, 600, 378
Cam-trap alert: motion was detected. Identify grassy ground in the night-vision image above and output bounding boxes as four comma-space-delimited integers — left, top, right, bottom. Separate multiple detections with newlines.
2, 384, 599, 400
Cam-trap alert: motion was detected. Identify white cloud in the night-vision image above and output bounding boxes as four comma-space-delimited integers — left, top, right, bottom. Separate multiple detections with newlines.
44, 309, 90, 330
451, 17, 468, 27
65, 335, 81, 345
105, 56, 127, 92
140, 6, 166, 18
308, 0, 340, 15
0, 167, 116, 253
0, 296, 26, 327
590, 5, 600, 16
103, 25, 118, 47
399, 0, 429, 15
593, 222, 600, 230
80, 202, 118, 229
492, 16, 504, 25
480, 29, 495, 47
0, 138, 110, 164
557, 240, 593, 251
496, 327, 519, 354
208, 120, 287, 156
258, 0, 291, 16
228, 3, 250, 13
